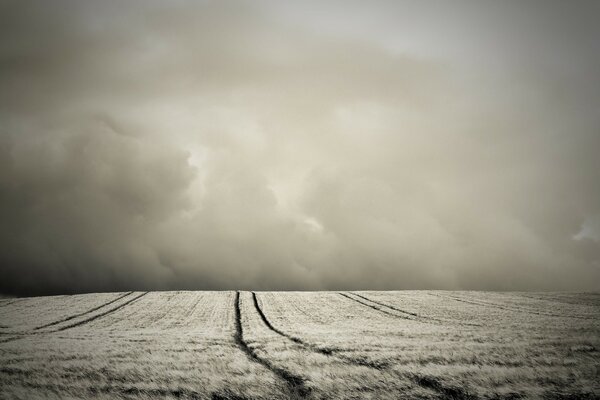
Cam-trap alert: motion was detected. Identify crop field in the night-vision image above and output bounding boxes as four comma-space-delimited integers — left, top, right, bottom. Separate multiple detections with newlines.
0, 291, 599, 400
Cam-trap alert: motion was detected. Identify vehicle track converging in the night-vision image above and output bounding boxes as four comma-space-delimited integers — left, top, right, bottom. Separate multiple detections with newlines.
234, 291, 311, 398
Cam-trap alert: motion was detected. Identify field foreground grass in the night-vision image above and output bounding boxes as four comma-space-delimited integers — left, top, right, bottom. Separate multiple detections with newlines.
1, 291, 599, 399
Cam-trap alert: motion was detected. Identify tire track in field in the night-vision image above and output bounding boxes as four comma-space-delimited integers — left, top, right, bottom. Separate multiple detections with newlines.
252, 293, 386, 369
514, 293, 600, 309
348, 292, 481, 327
34, 292, 134, 330
0, 299, 21, 308
234, 291, 310, 398
339, 293, 410, 319
351, 292, 418, 317
54, 292, 148, 331
0, 292, 149, 344
429, 292, 596, 320
254, 292, 475, 400
252, 292, 333, 355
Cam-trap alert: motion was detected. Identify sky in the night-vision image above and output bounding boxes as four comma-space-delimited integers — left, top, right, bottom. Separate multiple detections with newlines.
1, 0, 599, 296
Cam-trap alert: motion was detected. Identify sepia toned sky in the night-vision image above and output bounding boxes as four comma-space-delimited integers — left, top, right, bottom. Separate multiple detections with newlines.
1, 0, 599, 295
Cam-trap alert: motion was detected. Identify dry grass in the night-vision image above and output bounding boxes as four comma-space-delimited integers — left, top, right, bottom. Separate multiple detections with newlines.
1, 291, 598, 399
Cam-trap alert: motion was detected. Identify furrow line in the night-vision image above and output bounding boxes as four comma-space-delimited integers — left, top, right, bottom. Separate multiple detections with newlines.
234, 291, 310, 398
34, 291, 134, 330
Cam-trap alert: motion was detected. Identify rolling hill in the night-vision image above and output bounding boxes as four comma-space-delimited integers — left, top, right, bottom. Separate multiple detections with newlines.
1, 291, 599, 399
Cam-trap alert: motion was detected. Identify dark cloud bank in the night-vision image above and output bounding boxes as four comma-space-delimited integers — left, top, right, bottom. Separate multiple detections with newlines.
1, 0, 599, 296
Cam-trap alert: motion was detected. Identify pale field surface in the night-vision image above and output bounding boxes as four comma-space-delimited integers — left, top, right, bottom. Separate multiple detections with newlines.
0, 293, 127, 332
0, 291, 599, 400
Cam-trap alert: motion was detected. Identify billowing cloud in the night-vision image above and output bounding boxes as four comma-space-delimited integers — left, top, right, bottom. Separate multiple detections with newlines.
1, 0, 599, 295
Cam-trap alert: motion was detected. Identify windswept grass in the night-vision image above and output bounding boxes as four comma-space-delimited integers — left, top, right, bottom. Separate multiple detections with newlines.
1, 291, 598, 399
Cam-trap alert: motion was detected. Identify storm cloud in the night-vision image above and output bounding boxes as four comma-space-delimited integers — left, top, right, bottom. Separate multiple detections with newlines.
1, 0, 599, 295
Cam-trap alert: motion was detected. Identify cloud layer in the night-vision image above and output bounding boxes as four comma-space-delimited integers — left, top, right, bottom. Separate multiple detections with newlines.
1, 0, 599, 295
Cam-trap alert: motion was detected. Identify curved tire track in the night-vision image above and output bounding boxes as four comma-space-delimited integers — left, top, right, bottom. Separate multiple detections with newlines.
253, 292, 385, 369
252, 292, 329, 353
234, 291, 310, 398
255, 292, 475, 399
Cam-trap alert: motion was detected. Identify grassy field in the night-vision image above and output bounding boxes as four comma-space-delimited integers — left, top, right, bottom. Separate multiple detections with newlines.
0, 291, 598, 399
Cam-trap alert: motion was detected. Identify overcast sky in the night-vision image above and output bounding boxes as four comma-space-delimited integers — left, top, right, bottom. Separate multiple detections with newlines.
1, 0, 599, 296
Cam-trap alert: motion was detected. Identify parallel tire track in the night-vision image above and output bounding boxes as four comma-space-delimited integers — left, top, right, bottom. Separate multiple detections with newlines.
257, 292, 475, 399
338, 293, 409, 319
34, 292, 134, 330
54, 292, 148, 331
349, 292, 481, 327
0, 292, 148, 345
514, 293, 600, 311
350, 293, 418, 317
429, 293, 596, 320
234, 291, 310, 398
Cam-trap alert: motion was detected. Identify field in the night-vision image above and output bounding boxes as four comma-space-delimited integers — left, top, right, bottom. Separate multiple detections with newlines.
1, 291, 599, 399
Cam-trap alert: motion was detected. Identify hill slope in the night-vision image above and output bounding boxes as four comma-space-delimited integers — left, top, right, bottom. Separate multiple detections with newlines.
1, 291, 599, 399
